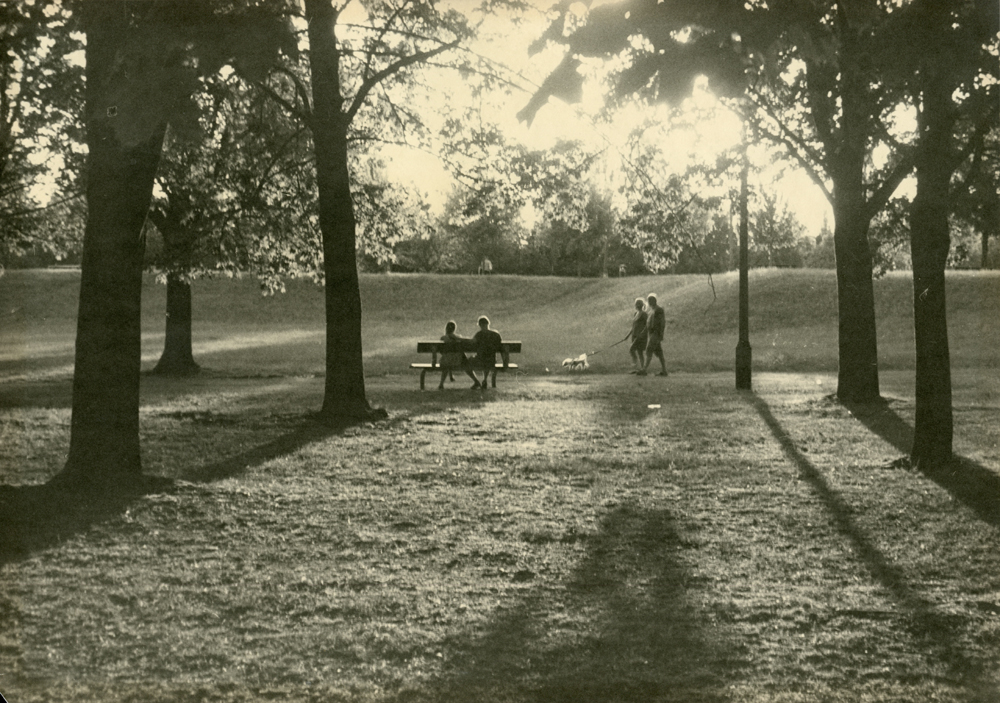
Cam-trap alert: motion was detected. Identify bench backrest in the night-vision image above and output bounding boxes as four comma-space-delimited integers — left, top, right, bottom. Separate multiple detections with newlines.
418, 341, 521, 354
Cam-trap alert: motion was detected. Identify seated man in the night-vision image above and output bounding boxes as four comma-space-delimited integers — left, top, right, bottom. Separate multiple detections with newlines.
472, 315, 506, 390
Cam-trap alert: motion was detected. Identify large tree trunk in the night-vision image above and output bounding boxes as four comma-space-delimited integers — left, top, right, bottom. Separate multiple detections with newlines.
909, 36, 955, 471
830, 33, 881, 404
305, 0, 384, 424
831, 199, 881, 403
152, 273, 199, 376
54, 1, 166, 487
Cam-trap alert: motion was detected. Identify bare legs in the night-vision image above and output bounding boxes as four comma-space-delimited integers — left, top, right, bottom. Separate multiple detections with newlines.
439, 366, 479, 390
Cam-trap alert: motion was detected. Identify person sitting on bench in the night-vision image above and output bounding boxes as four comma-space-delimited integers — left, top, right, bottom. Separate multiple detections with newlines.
472, 315, 504, 390
440, 320, 480, 390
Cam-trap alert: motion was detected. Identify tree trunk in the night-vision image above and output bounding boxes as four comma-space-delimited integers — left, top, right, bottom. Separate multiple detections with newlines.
152, 273, 199, 376
909, 49, 954, 471
982, 230, 990, 270
832, 200, 881, 403
55, 1, 166, 488
305, 0, 384, 424
830, 40, 881, 404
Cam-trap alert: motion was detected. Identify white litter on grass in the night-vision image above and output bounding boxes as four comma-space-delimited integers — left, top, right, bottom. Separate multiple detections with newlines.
648, 404, 661, 409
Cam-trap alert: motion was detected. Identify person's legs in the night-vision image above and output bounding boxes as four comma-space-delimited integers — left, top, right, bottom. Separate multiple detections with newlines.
438, 368, 448, 389
480, 357, 495, 390
641, 339, 659, 374
629, 346, 642, 371
654, 350, 667, 375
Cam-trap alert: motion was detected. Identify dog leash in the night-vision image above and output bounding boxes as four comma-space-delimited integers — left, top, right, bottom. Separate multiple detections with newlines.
588, 330, 632, 356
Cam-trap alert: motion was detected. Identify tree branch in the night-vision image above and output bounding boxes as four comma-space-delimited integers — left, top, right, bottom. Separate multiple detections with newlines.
863, 149, 915, 221
344, 39, 459, 125
250, 74, 312, 128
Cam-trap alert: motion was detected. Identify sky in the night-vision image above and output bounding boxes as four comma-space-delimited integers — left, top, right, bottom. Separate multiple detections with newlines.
379, 0, 836, 237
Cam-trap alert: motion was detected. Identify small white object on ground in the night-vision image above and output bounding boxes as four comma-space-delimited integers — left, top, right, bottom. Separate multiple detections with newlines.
648, 404, 661, 409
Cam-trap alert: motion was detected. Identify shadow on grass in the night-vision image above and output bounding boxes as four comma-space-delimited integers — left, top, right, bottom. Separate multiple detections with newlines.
842, 399, 1000, 528
748, 392, 998, 701
430, 505, 740, 703
0, 379, 73, 409
180, 414, 358, 483
0, 477, 170, 568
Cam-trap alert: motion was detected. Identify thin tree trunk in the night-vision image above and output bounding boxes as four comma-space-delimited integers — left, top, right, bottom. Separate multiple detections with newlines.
982, 230, 990, 270
305, 0, 384, 424
55, 1, 166, 487
152, 273, 199, 376
909, 46, 954, 471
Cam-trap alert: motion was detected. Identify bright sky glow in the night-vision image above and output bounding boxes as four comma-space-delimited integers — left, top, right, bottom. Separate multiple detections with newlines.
382, 1, 834, 235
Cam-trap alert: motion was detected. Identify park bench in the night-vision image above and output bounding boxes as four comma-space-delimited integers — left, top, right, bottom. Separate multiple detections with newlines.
411, 340, 521, 390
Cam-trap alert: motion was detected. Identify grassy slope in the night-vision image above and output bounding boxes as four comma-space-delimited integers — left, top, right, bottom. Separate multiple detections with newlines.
1, 268, 998, 379
2, 270, 999, 702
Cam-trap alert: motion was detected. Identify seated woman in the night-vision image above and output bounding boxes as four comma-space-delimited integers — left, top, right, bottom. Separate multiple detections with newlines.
439, 320, 481, 390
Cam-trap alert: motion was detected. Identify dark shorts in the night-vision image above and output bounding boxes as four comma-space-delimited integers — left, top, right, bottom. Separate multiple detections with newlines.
477, 354, 497, 370
646, 336, 663, 354
630, 336, 647, 353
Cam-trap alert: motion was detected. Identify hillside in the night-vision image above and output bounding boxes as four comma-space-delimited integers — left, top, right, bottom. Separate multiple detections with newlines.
1, 268, 997, 379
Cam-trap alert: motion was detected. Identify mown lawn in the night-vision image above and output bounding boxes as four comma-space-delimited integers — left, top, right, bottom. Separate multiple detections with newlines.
0, 269, 998, 702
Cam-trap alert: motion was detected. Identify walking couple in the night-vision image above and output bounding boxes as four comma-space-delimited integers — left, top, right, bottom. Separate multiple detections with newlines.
629, 294, 668, 376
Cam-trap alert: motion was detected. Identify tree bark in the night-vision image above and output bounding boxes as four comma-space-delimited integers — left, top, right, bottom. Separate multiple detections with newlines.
828, 20, 881, 404
831, 197, 881, 403
909, 41, 955, 470
305, 0, 384, 424
55, 1, 166, 487
152, 273, 199, 376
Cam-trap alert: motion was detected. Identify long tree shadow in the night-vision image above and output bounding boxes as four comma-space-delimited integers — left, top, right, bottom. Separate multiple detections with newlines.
0, 477, 170, 567
0, 385, 490, 567
429, 504, 740, 703
842, 398, 1000, 528
748, 393, 998, 701
0, 409, 356, 567
177, 414, 343, 483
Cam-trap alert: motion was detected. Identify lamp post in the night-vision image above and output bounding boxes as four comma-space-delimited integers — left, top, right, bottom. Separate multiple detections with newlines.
736, 154, 752, 390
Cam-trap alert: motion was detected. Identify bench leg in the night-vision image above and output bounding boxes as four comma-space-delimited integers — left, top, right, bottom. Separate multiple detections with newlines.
420, 369, 427, 390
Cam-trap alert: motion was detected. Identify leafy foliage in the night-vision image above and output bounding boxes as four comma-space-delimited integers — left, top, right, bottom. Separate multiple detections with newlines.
1, 1, 85, 264
147, 71, 321, 294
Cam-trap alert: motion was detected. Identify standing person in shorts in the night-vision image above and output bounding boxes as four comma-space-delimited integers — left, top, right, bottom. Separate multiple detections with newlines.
629, 297, 648, 374
472, 315, 504, 390
639, 293, 668, 376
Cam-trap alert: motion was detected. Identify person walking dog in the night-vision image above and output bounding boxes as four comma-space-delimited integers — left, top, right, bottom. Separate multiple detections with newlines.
639, 293, 668, 376
629, 297, 648, 373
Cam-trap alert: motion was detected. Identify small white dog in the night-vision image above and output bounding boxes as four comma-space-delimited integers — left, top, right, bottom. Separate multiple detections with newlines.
562, 353, 589, 371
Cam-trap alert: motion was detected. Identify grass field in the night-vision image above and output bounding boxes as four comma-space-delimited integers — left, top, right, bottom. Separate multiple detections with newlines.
0, 269, 998, 702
